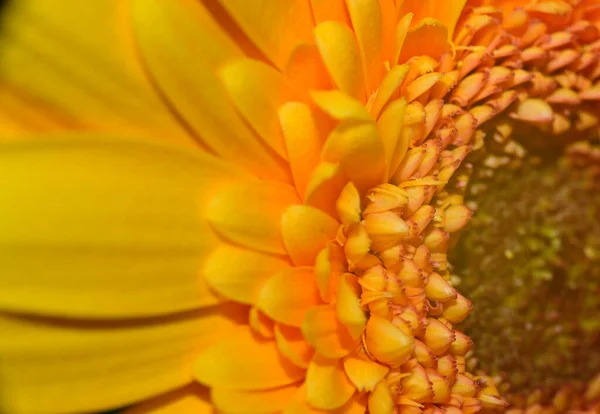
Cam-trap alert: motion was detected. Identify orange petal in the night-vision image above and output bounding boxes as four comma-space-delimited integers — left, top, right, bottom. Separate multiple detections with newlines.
211, 383, 301, 414
368, 380, 396, 414
275, 324, 315, 368
322, 121, 386, 193
399, 0, 467, 41
249, 307, 276, 339
302, 305, 356, 358
305, 162, 349, 219
206, 181, 300, 255
378, 98, 408, 181
204, 245, 291, 305
399, 19, 450, 63
365, 313, 415, 366
279, 102, 323, 199
346, 0, 384, 94
219, 58, 303, 160
282, 205, 340, 266
257, 267, 322, 327
343, 352, 389, 392
194, 326, 305, 390
219, 0, 314, 69
370, 64, 410, 118
337, 274, 368, 340
315, 21, 365, 100
306, 354, 356, 409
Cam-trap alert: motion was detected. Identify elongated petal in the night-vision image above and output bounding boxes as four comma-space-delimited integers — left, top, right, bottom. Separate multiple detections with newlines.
0, 305, 246, 414
315, 21, 365, 100
194, 326, 305, 390
279, 102, 323, 199
123, 384, 212, 414
302, 305, 356, 358
275, 324, 315, 368
206, 181, 300, 255
0, 0, 191, 143
211, 383, 301, 414
282, 205, 340, 265
0, 135, 248, 317
204, 245, 291, 305
220, 58, 303, 160
219, 0, 314, 70
343, 353, 389, 392
132, 0, 291, 181
306, 354, 356, 409
257, 267, 322, 326
336, 274, 368, 340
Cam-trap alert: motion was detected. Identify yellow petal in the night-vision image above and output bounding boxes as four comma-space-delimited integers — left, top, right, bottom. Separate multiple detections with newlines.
275, 324, 315, 368
365, 313, 415, 366
194, 326, 305, 390
282, 205, 340, 265
398, 19, 450, 63
322, 121, 386, 193
368, 380, 396, 414
0, 0, 191, 143
219, 0, 314, 70
211, 383, 301, 414
132, 0, 291, 181
0, 304, 246, 414
315, 21, 365, 100
0, 134, 249, 317
257, 267, 322, 326
377, 98, 408, 181
370, 64, 410, 119
279, 102, 324, 199
123, 384, 212, 414
305, 162, 349, 219
399, 0, 467, 41
343, 352, 389, 392
346, 0, 384, 94
302, 305, 356, 358
306, 354, 356, 409
206, 181, 300, 255
311, 90, 373, 122
219, 58, 304, 160
204, 244, 291, 305
336, 274, 368, 340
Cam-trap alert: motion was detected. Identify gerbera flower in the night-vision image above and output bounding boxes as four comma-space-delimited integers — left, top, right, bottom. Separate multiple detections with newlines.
0, 1, 598, 414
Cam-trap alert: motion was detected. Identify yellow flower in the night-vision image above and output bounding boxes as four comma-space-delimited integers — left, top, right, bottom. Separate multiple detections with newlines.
0, 1, 598, 414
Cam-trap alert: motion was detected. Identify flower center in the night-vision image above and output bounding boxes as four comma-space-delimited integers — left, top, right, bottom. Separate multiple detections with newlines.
452, 142, 600, 407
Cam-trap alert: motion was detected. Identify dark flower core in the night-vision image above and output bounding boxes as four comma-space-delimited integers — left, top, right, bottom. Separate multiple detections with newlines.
451, 141, 600, 406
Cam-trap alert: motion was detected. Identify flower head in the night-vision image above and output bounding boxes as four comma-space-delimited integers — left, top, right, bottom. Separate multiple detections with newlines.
0, 0, 598, 413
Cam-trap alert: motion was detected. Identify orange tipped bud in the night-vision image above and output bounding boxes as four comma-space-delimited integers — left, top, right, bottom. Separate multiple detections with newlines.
399, 258, 426, 288
443, 205, 472, 233
336, 182, 362, 226
365, 184, 409, 215
436, 354, 458, 384
380, 245, 403, 272
407, 205, 436, 237
414, 339, 438, 368
443, 293, 473, 324
423, 318, 455, 355
469, 105, 496, 127
510, 98, 554, 124
344, 223, 371, 267
450, 330, 473, 356
401, 364, 434, 403
425, 273, 457, 302
452, 374, 479, 397
415, 141, 442, 178
424, 99, 443, 138
359, 265, 386, 292
406, 73, 443, 102
404, 185, 430, 217
455, 356, 466, 374
453, 113, 477, 146
546, 49, 578, 73
461, 396, 482, 414
364, 211, 410, 252
394, 306, 427, 337
412, 244, 433, 274
366, 313, 415, 366
552, 385, 571, 412
394, 147, 426, 183
479, 394, 508, 409
585, 372, 600, 402
427, 369, 452, 404
423, 228, 450, 253
450, 72, 488, 107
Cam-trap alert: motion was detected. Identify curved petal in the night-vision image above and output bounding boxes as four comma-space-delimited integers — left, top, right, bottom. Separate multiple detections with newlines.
398, 19, 450, 63
0, 0, 191, 143
219, 0, 314, 70
132, 0, 292, 182
206, 181, 301, 255
399, 0, 467, 41
204, 244, 292, 305
123, 384, 211, 414
275, 324, 315, 369
257, 267, 322, 327
194, 326, 306, 390
0, 134, 248, 318
0, 304, 247, 414
306, 354, 356, 410
302, 305, 356, 359
281, 205, 340, 266
211, 383, 301, 414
